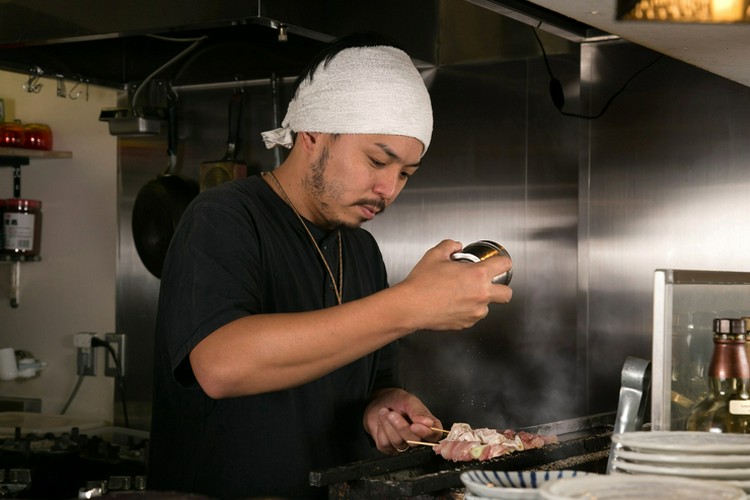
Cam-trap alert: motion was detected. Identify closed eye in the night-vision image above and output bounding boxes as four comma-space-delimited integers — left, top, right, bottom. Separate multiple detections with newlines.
369, 156, 386, 168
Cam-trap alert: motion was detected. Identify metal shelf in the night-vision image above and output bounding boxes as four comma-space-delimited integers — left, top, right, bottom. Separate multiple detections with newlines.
0, 147, 73, 160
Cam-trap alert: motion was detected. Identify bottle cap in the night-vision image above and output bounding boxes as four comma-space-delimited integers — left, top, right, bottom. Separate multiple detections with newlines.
713, 318, 746, 339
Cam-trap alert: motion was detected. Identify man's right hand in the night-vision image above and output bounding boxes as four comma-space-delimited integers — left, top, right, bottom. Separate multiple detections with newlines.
392, 239, 512, 332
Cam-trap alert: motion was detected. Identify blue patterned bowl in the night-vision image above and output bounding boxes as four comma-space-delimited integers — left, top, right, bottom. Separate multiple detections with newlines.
461, 470, 595, 499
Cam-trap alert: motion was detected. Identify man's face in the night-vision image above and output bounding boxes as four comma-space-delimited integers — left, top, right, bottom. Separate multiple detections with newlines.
302, 133, 423, 230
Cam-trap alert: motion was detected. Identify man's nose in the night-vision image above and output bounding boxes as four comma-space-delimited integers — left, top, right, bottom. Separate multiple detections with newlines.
372, 169, 401, 199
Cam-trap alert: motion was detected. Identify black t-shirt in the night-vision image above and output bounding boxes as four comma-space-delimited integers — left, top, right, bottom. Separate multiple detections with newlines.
148, 175, 398, 499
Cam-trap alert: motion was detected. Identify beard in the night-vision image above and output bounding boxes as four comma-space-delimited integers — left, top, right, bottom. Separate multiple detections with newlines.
303, 145, 386, 230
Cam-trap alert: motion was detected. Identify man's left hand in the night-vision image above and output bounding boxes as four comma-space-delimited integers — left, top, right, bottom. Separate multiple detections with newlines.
363, 388, 444, 455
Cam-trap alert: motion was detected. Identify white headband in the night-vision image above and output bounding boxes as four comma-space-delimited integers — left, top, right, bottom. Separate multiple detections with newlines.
261, 45, 433, 156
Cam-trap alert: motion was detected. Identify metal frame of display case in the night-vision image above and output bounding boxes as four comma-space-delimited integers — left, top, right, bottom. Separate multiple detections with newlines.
651, 269, 750, 431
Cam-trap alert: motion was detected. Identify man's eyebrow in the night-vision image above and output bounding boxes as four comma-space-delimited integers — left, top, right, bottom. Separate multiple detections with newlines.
374, 142, 421, 167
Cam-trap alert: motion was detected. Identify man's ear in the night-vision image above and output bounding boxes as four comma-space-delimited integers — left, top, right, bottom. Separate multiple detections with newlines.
297, 131, 321, 153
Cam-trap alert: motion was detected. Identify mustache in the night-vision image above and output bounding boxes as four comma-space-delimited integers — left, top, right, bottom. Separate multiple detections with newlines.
356, 198, 386, 214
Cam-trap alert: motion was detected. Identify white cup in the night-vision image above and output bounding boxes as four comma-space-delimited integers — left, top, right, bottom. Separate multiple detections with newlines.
0, 347, 18, 381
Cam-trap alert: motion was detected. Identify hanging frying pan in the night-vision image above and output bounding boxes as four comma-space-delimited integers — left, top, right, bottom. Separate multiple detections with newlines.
200, 91, 247, 191
131, 102, 198, 279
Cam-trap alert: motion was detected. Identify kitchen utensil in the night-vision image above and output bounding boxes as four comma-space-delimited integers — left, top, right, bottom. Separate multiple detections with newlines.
199, 91, 247, 191
131, 101, 198, 279
606, 356, 651, 473
451, 240, 513, 285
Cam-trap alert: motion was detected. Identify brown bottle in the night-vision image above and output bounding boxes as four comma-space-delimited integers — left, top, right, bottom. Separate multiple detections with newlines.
686, 318, 750, 433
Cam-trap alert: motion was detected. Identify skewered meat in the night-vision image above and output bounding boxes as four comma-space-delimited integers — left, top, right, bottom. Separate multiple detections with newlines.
433, 423, 558, 462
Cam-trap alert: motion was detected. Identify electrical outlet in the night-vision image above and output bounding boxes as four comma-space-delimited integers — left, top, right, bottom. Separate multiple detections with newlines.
74, 332, 97, 376
104, 333, 125, 378
76, 347, 96, 376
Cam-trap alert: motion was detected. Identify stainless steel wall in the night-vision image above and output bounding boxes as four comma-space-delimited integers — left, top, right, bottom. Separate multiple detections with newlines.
116, 44, 583, 429
369, 57, 582, 428
579, 41, 750, 417
116, 35, 750, 431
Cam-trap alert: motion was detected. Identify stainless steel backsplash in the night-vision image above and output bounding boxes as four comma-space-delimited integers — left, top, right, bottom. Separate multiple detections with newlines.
116, 38, 750, 431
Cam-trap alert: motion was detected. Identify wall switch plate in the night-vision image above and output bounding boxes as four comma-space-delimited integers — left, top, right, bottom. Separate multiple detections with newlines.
76, 347, 96, 376
104, 333, 125, 378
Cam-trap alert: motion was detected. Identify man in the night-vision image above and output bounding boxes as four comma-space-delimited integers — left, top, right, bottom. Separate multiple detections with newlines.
148, 33, 512, 499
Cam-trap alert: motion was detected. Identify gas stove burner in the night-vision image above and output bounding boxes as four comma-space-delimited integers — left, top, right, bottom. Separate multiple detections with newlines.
0, 468, 31, 497
0, 426, 148, 498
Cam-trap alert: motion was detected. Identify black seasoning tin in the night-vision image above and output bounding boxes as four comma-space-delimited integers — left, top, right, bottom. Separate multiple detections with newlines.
451, 240, 513, 285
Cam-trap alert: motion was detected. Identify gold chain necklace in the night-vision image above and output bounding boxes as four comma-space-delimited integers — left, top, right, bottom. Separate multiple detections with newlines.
265, 171, 343, 305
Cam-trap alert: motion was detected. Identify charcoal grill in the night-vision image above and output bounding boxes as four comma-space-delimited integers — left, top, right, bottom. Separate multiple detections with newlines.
310, 412, 615, 499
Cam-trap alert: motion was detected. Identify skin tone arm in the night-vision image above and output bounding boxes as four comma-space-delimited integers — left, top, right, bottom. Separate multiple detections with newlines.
190, 238, 512, 400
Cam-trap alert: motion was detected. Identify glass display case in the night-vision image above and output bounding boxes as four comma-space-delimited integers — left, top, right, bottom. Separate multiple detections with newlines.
651, 269, 750, 431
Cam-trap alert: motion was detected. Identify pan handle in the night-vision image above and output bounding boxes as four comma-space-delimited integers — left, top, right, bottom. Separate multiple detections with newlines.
226, 91, 243, 161
166, 101, 178, 174
271, 73, 282, 168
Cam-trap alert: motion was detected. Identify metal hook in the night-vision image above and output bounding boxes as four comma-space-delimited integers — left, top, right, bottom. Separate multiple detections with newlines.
69, 77, 90, 101
69, 78, 82, 100
22, 66, 43, 93
56, 74, 66, 98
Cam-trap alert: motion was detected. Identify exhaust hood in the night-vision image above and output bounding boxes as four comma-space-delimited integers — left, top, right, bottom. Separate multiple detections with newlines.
0, 0, 442, 90
0, 0, 597, 90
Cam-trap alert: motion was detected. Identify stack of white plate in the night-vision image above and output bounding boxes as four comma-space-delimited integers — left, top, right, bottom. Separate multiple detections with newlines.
610, 431, 750, 493
538, 474, 747, 499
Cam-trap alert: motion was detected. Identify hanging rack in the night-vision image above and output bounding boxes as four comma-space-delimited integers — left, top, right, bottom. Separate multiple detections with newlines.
20, 67, 91, 101
170, 75, 295, 93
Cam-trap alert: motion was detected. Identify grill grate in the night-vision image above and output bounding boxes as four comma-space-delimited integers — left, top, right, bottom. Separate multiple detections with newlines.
311, 413, 615, 499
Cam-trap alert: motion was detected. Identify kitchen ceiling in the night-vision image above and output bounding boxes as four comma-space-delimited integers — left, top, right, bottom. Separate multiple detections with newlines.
523, 0, 750, 88
0, 0, 748, 89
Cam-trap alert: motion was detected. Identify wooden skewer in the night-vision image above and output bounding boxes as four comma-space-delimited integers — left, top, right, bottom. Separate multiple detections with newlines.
407, 440, 436, 447
431, 427, 449, 434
